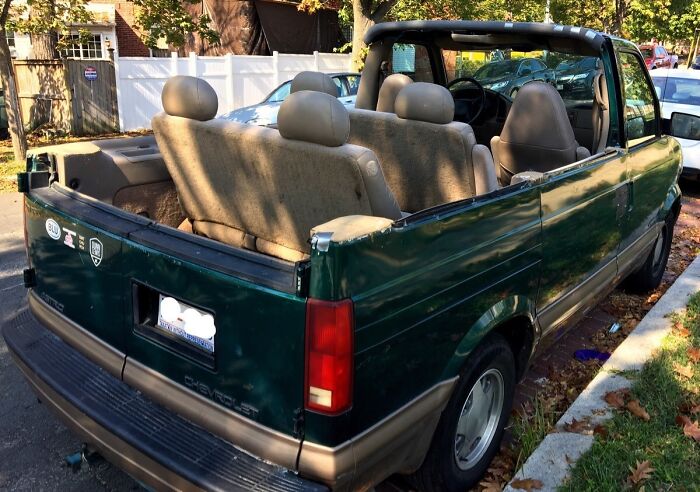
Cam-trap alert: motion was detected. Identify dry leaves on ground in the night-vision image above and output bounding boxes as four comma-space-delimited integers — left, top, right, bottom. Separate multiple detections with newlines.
604, 389, 627, 408
687, 347, 700, 363
627, 460, 655, 486
563, 417, 593, 434
676, 415, 700, 442
478, 478, 504, 492
673, 322, 691, 338
627, 399, 651, 421
673, 362, 695, 379
509, 478, 543, 491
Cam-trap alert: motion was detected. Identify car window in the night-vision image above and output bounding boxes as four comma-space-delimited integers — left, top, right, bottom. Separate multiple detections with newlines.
553, 55, 599, 102
266, 82, 291, 103
332, 77, 347, 97
345, 75, 360, 96
660, 77, 700, 106
619, 51, 658, 146
391, 44, 434, 82
655, 47, 665, 57
641, 48, 653, 58
651, 76, 667, 100
532, 59, 547, 71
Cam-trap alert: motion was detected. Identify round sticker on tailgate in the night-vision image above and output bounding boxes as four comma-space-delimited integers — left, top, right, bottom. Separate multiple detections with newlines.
45, 219, 61, 240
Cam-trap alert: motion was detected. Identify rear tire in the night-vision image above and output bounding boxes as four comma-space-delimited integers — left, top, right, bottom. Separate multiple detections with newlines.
625, 217, 673, 293
412, 334, 515, 492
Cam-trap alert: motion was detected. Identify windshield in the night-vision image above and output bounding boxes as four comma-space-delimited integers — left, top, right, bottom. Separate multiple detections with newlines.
640, 48, 653, 58
266, 82, 291, 103
474, 60, 520, 79
655, 76, 700, 106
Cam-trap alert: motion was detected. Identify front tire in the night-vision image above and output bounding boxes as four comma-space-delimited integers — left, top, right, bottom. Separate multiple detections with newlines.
625, 217, 674, 293
412, 335, 515, 492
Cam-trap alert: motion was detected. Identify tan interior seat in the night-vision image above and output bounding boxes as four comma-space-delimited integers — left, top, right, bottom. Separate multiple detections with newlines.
591, 61, 610, 154
348, 82, 493, 212
491, 82, 591, 183
376, 74, 413, 113
152, 75, 401, 262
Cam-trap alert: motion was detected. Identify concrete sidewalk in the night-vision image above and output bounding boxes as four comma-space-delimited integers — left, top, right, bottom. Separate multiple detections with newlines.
505, 254, 700, 491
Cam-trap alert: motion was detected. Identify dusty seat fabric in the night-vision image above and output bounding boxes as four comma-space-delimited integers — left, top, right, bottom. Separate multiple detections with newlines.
348, 82, 478, 212
491, 82, 591, 182
152, 77, 401, 261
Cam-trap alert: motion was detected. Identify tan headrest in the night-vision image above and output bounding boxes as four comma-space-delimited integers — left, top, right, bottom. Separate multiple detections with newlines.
161, 75, 218, 121
290, 71, 339, 97
278, 91, 350, 147
377, 74, 413, 113
395, 82, 454, 124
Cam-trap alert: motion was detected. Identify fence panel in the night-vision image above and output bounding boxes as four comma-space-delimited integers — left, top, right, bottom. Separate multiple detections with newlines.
12, 59, 72, 133
115, 51, 352, 131
65, 59, 119, 135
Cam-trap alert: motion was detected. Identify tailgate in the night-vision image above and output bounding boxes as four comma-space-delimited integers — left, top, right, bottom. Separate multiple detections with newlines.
24, 187, 307, 439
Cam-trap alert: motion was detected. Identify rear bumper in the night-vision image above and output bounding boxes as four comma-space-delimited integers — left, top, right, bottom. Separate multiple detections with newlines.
2, 307, 327, 492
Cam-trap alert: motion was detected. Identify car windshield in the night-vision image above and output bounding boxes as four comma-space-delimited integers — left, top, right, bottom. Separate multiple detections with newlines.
641, 48, 653, 58
266, 81, 291, 103
473, 60, 520, 79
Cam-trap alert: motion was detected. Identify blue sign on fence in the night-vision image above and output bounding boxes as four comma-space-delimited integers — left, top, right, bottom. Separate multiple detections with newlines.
84, 66, 98, 81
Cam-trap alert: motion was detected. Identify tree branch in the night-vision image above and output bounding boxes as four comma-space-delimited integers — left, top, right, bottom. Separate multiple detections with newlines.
0, 0, 13, 25
370, 0, 398, 21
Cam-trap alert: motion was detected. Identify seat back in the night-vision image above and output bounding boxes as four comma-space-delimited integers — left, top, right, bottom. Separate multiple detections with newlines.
348, 82, 478, 212
153, 76, 400, 261
491, 82, 590, 182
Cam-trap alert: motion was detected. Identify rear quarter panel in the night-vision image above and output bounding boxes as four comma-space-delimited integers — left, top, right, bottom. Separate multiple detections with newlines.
306, 185, 542, 445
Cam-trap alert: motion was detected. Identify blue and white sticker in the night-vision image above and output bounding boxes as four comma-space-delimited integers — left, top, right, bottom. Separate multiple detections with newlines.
45, 219, 61, 240
89, 238, 103, 267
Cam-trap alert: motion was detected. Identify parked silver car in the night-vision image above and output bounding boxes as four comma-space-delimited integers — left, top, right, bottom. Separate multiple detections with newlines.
220, 72, 360, 126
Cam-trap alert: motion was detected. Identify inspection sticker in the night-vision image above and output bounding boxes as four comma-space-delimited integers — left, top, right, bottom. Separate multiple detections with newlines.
45, 219, 61, 240
89, 238, 103, 267
63, 227, 77, 249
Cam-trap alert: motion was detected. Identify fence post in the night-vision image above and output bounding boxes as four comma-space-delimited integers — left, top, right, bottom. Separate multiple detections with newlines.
170, 51, 179, 77
273, 51, 281, 87
225, 53, 234, 113
189, 52, 198, 77
314, 51, 320, 71
114, 56, 125, 132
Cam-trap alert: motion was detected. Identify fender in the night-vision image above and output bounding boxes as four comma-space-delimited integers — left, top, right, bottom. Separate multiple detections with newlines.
440, 294, 537, 380
658, 182, 681, 223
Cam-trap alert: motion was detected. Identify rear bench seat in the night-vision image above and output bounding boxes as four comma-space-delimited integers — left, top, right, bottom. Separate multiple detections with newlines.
152, 76, 401, 262
348, 81, 497, 212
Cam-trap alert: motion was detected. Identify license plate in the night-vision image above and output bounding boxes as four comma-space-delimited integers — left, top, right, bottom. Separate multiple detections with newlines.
156, 295, 215, 354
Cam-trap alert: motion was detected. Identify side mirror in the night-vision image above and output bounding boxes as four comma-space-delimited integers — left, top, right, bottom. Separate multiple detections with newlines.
670, 112, 700, 141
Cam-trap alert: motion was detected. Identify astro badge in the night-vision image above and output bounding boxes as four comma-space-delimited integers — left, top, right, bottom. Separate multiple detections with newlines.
89, 238, 103, 267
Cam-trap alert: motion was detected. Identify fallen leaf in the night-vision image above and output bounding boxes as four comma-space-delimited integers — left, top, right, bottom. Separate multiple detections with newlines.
676, 414, 692, 427
564, 417, 592, 434
674, 362, 695, 379
479, 477, 503, 492
682, 419, 700, 442
604, 390, 626, 408
510, 478, 543, 491
627, 460, 655, 485
688, 347, 700, 363
675, 325, 691, 338
627, 399, 651, 421
593, 424, 609, 438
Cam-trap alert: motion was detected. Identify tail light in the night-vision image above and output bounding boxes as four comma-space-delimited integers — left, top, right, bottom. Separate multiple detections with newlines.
304, 298, 354, 415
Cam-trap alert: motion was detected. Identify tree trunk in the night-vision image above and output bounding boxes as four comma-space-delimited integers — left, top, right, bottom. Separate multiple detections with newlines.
0, 29, 27, 164
30, 32, 60, 59
351, 1, 374, 71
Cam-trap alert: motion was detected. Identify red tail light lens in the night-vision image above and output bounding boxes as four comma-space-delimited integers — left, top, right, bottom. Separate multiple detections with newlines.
305, 298, 354, 415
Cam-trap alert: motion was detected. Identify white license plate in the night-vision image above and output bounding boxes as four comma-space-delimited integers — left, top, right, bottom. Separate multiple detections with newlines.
156, 295, 215, 353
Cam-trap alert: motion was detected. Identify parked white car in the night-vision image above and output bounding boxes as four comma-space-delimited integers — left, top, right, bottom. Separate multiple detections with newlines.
651, 69, 700, 178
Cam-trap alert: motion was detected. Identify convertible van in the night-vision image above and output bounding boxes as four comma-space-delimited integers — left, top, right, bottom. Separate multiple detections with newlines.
3, 20, 696, 491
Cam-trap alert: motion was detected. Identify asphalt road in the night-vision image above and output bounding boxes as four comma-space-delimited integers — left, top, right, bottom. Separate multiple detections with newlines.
0, 193, 137, 491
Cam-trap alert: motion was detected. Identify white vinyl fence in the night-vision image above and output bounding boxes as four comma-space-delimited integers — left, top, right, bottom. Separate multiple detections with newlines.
115, 51, 353, 131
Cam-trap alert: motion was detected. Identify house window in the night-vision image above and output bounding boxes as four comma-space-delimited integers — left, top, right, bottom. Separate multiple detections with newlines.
6, 30, 14, 47
63, 34, 103, 59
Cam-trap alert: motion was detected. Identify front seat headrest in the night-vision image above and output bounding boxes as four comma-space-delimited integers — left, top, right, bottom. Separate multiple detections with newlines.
278, 91, 350, 147
395, 82, 454, 124
290, 71, 339, 97
161, 75, 218, 121
377, 74, 413, 113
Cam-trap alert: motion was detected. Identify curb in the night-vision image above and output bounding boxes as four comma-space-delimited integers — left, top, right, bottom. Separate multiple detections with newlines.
504, 254, 700, 492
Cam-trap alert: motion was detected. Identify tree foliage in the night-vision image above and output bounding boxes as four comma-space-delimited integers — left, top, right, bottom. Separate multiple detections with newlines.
129, 0, 220, 48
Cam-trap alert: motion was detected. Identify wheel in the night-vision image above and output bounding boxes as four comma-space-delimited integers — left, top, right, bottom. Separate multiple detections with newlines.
412, 334, 515, 492
510, 87, 519, 99
673, 63, 679, 69
625, 217, 673, 293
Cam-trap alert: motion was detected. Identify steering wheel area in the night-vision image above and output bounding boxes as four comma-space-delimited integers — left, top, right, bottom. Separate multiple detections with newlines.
447, 77, 486, 125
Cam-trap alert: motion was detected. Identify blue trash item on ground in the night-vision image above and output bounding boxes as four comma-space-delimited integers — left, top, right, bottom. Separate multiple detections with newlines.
574, 349, 611, 362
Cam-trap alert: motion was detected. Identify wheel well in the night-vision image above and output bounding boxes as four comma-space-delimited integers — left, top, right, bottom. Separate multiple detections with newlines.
493, 316, 535, 381
671, 196, 681, 224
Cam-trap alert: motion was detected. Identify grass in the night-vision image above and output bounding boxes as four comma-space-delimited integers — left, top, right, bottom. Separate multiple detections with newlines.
511, 396, 560, 471
0, 150, 24, 194
561, 293, 700, 491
